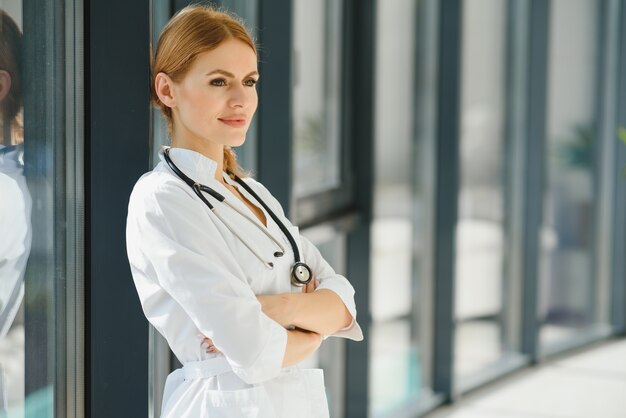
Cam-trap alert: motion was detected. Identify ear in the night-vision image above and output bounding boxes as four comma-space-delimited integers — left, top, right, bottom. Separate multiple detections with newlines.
154, 72, 177, 109
0, 71, 12, 104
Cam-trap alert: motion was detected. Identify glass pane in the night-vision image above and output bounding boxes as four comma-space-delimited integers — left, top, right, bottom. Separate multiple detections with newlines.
370, 0, 435, 415
300, 227, 347, 418
148, 4, 175, 417
370, 320, 422, 416
0, 4, 27, 415
1, 1, 66, 416
150, 0, 171, 167
454, 0, 508, 381
292, 0, 342, 197
539, 0, 600, 346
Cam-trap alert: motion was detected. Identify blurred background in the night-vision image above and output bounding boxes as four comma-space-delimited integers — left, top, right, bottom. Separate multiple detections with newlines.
0, 0, 625, 417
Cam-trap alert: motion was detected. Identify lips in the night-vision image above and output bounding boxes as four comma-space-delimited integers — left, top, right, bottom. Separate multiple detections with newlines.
218, 116, 246, 128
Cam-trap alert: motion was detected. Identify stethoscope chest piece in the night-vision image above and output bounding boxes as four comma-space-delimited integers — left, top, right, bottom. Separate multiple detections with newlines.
291, 262, 312, 287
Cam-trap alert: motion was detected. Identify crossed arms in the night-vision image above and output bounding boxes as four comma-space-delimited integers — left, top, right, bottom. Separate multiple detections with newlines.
204, 276, 354, 367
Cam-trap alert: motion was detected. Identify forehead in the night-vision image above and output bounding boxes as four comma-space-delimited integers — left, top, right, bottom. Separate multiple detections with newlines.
189, 38, 258, 75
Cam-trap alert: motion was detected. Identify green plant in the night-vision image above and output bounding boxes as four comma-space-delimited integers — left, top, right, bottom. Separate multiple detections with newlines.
296, 116, 324, 152
555, 123, 594, 169
619, 126, 626, 145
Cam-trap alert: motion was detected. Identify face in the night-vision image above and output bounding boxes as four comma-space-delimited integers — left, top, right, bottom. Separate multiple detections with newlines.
157, 38, 259, 151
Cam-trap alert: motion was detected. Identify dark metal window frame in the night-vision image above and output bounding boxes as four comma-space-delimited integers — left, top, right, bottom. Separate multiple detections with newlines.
431, 0, 462, 402
611, 0, 626, 334
518, 0, 550, 362
342, 0, 375, 416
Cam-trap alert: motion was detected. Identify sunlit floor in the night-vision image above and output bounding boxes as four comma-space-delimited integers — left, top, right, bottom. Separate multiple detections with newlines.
425, 338, 626, 418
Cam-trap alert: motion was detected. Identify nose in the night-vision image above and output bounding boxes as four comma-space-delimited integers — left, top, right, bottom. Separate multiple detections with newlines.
227, 83, 249, 109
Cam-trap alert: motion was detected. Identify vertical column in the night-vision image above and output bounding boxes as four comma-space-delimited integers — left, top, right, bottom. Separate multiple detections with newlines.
520, 0, 549, 360
612, 0, 626, 333
432, 0, 462, 401
595, 0, 622, 330
256, 0, 293, 214
87, 0, 150, 416
344, 0, 375, 416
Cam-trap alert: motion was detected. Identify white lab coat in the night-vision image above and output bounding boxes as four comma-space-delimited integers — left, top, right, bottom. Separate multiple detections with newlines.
0, 144, 31, 336
126, 147, 363, 418
0, 144, 31, 413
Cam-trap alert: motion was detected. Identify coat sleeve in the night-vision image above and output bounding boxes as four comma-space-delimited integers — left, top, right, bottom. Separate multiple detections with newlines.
243, 178, 364, 342
126, 178, 287, 384
299, 235, 364, 341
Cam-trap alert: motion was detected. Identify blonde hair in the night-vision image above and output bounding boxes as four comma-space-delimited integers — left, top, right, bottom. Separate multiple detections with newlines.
151, 4, 255, 178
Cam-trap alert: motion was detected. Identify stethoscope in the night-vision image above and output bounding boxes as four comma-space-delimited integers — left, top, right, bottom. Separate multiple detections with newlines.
163, 147, 313, 287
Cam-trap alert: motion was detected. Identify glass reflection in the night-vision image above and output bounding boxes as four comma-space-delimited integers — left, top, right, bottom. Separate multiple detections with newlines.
0, 6, 28, 416
540, 0, 599, 345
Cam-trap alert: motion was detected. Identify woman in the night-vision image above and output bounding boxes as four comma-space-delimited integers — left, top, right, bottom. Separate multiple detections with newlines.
126, 5, 363, 417
0, 8, 30, 413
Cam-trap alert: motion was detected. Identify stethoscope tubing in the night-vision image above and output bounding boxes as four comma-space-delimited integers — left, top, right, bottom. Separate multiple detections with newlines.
211, 208, 279, 270
231, 173, 302, 263
162, 147, 312, 285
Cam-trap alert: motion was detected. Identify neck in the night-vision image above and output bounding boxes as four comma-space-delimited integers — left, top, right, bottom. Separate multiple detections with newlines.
170, 131, 227, 184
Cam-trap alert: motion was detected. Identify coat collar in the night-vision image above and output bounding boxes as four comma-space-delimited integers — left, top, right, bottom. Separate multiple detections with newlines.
158, 145, 221, 186
0, 144, 24, 174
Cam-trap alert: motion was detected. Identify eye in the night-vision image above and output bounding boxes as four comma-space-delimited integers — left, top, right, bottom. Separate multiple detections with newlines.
210, 78, 227, 86
244, 79, 258, 87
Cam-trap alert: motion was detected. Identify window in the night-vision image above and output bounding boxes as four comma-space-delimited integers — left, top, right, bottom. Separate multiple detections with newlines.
0, 7, 28, 414
539, 0, 605, 348
455, 0, 514, 384
369, 0, 439, 415
292, 0, 343, 198
0, 0, 81, 416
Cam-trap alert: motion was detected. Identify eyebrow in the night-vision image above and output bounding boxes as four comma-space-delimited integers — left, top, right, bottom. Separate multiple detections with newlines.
205, 69, 259, 78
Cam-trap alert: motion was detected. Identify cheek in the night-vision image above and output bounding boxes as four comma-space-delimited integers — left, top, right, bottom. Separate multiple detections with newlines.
180, 90, 218, 123
189, 89, 213, 110
249, 90, 259, 113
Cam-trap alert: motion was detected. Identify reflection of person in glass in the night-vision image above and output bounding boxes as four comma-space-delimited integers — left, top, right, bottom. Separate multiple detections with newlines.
126, 5, 362, 417
0, 8, 31, 413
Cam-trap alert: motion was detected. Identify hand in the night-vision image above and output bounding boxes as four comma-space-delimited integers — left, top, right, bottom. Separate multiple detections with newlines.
256, 274, 318, 329
302, 273, 318, 294
257, 294, 294, 328
201, 336, 221, 354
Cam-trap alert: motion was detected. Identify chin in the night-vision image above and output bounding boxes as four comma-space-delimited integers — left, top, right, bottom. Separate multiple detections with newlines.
227, 134, 247, 148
